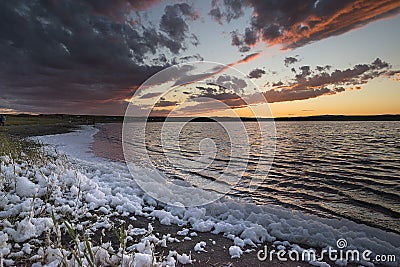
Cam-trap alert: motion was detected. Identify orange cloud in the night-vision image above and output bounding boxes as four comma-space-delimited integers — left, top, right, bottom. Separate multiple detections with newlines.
226, 0, 400, 50
228, 52, 261, 67
270, 0, 400, 49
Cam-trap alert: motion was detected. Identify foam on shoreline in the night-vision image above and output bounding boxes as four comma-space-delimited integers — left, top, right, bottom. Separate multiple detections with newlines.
33, 125, 400, 266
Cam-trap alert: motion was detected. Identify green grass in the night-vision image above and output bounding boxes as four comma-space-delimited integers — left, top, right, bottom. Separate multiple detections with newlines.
4, 115, 65, 126
2, 114, 123, 127
0, 132, 41, 159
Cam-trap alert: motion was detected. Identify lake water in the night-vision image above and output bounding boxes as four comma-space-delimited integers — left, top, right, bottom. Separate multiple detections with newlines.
92, 121, 400, 234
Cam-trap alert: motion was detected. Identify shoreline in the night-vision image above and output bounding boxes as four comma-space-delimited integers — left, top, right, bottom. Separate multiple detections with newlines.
1, 124, 307, 266
1, 123, 398, 266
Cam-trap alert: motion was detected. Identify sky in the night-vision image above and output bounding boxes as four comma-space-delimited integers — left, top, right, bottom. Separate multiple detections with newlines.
0, 0, 399, 117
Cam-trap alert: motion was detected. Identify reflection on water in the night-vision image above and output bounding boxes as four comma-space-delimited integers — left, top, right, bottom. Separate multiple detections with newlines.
93, 121, 400, 234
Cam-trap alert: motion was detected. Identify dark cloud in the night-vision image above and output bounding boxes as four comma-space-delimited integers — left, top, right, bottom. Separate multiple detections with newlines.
244, 27, 258, 46
179, 58, 397, 108
264, 87, 333, 103
179, 54, 204, 62
192, 86, 247, 109
263, 58, 397, 103
213, 0, 400, 50
264, 84, 356, 104
385, 70, 400, 81
371, 58, 390, 69
215, 75, 247, 93
385, 70, 400, 76
160, 3, 199, 43
189, 34, 200, 46
210, 0, 244, 23
248, 68, 266, 79
209, 6, 223, 24
284, 56, 299, 67
154, 100, 178, 108
175, 100, 227, 115
231, 30, 243, 47
335, 87, 346, 93
85, 0, 161, 20
0, 1, 200, 114
272, 81, 284, 87
165, 58, 398, 114
239, 46, 251, 53
316, 65, 331, 72
295, 66, 312, 79
177, 85, 268, 115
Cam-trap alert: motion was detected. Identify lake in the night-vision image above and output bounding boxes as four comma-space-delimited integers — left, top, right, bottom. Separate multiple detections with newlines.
92, 121, 400, 234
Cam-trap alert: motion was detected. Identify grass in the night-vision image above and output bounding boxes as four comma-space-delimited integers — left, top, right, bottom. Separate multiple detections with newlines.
4, 116, 65, 126
0, 133, 158, 266
0, 132, 43, 159
2, 114, 123, 127
0, 132, 45, 193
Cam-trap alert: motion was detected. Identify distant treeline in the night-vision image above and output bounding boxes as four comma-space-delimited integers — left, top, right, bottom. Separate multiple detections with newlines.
273, 114, 400, 121
6, 114, 400, 123
142, 115, 400, 122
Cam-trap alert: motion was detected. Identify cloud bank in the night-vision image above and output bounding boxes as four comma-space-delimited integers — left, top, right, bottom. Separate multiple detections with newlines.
0, 0, 398, 115
264, 58, 396, 103
211, 0, 400, 50
0, 0, 199, 114
180, 58, 399, 113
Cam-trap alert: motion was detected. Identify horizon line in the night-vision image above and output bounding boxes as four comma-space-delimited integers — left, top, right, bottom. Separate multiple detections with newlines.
4, 113, 400, 120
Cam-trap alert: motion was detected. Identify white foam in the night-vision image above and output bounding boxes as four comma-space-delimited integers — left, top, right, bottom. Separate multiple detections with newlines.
229, 245, 243, 258
34, 126, 400, 265
194, 241, 207, 252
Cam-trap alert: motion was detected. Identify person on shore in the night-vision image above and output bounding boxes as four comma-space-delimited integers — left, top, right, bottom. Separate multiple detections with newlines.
1, 114, 6, 126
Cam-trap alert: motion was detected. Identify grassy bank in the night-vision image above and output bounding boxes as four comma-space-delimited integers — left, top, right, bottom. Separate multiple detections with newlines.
4, 114, 123, 127
0, 132, 41, 160
1, 114, 122, 137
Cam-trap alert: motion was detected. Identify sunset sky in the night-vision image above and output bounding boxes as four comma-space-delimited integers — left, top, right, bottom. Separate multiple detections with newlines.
0, 0, 399, 117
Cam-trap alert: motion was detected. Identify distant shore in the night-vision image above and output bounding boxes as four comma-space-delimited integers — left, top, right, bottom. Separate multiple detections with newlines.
2, 113, 399, 139
2, 113, 400, 128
